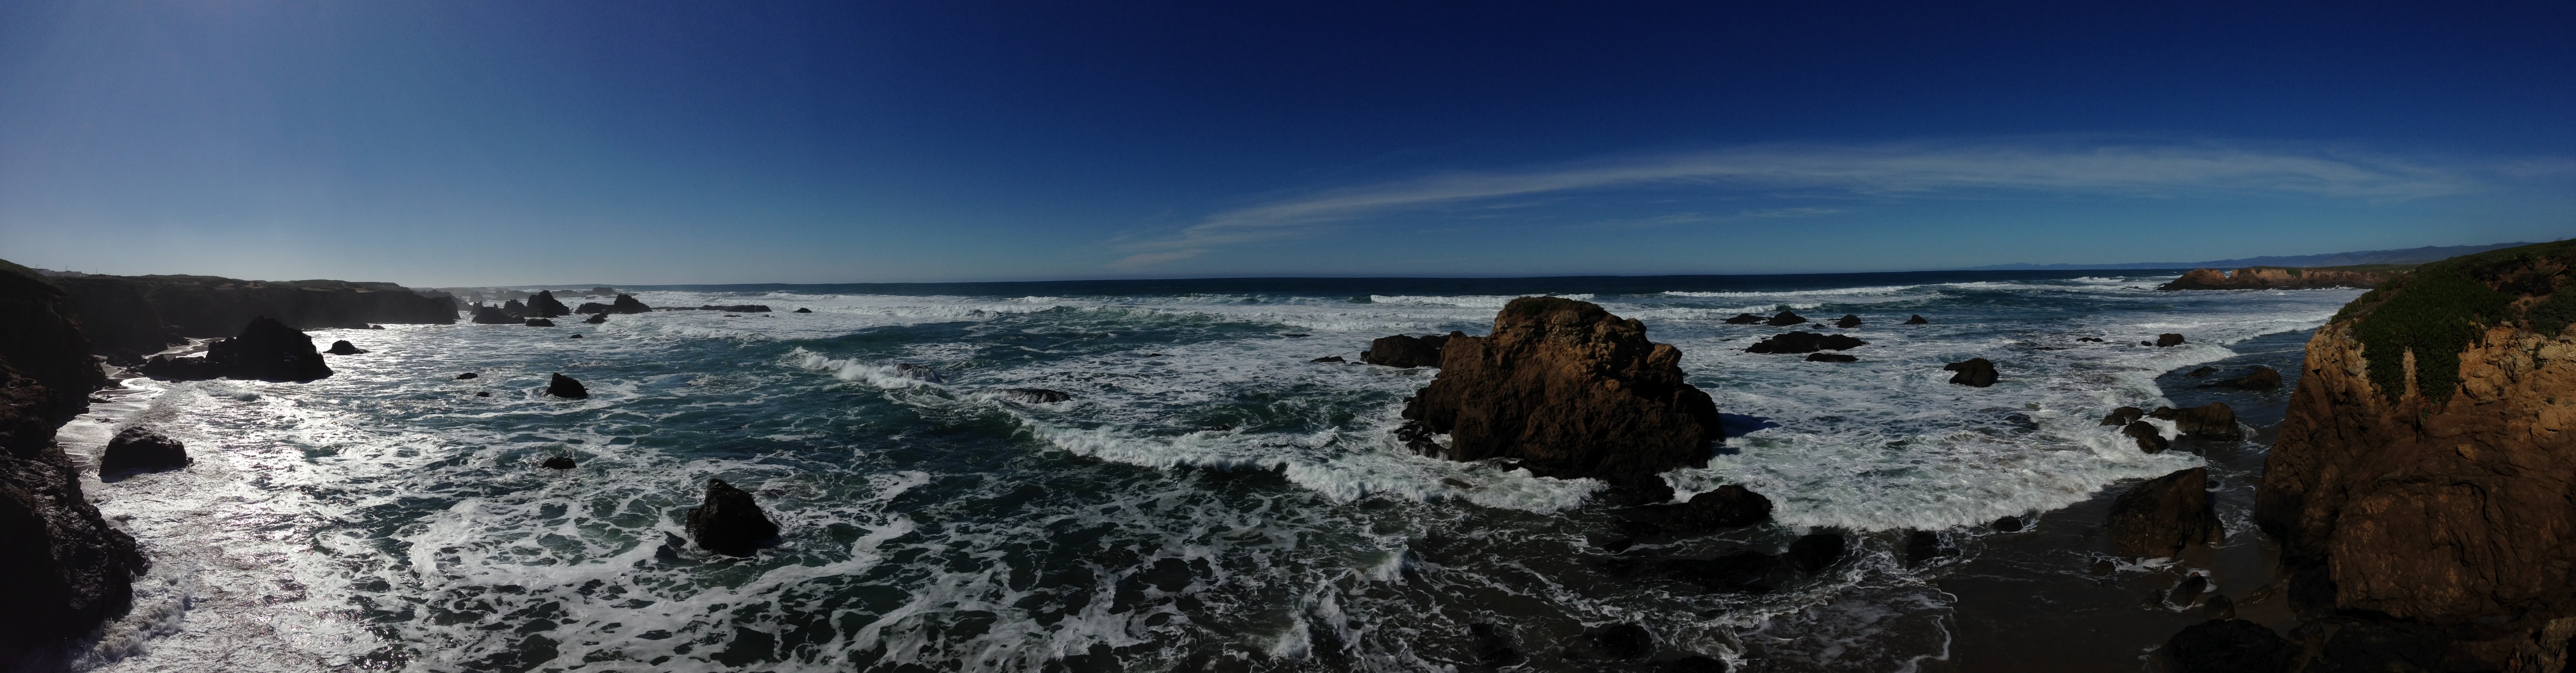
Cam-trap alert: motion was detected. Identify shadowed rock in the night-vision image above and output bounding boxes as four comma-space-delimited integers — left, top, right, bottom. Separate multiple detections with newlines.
1944, 358, 1998, 387
1309, 356, 1345, 363
138, 316, 333, 382
1991, 515, 2024, 532
524, 318, 555, 327
1631, 485, 1773, 535
1745, 331, 1866, 354
684, 479, 780, 556
0, 357, 145, 664
471, 303, 517, 324
1904, 314, 1929, 325
99, 426, 187, 475
584, 312, 607, 324
1834, 314, 1863, 328
2149, 403, 2241, 440
1400, 298, 1721, 499
2168, 574, 2209, 608
1786, 533, 1844, 573
541, 456, 575, 470
793, 307, 812, 313
1805, 352, 1857, 362
2162, 619, 2294, 673
2186, 366, 2217, 378
2108, 467, 2219, 558
528, 290, 572, 318
455, 372, 478, 379
2124, 422, 2170, 453
546, 373, 589, 399
1904, 530, 1956, 568
1722, 313, 1764, 325
1764, 311, 1807, 326
2156, 333, 2187, 347
1363, 333, 1452, 368
324, 339, 365, 355
502, 299, 529, 317
2208, 366, 2281, 390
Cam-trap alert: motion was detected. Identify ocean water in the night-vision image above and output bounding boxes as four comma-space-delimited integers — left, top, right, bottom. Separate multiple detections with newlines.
50, 271, 2361, 672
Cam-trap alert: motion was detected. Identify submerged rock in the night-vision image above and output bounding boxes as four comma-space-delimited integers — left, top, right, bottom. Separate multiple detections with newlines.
524, 318, 555, 327
1991, 515, 2024, 532
1363, 333, 1452, 368
99, 426, 188, 475
2169, 574, 2210, 608
1904, 530, 1957, 568
547, 373, 589, 399
455, 372, 478, 379
1764, 311, 1807, 326
999, 388, 1071, 403
792, 307, 812, 313
1309, 356, 1346, 363
1904, 314, 1930, 325
1834, 314, 1863, 328
1400, 298, 1721, 497
1804, 352, 1857, 362
2149, 403, 2241, 439
1944, 358, 1998, 387
1786, 533, 1845, 572
137, 316, 333, 382
895, 363, 943, 383
2163, 619, 2294, 673
584, 312, 608, 324
542, 456, 575, 470
1744, 331, 1867, 354
2209, 366, 2281, 390
324, 339, 365, 355
2100, 406, 2146, 426
2108, 467, 2220, 558
684, 479, 780, 556
2186, 366, 2218, 378
1650, 485, 1774, 534
1722, 313, 1765, 325
528, 290, 573, 318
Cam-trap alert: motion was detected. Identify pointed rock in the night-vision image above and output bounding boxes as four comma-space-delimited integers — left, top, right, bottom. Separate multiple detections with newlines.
685, 479, 780, 556
546, 373, 589, 399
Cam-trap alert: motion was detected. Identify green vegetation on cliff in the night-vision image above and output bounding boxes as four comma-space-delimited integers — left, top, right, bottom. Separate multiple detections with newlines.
2331, 240, 2576, 405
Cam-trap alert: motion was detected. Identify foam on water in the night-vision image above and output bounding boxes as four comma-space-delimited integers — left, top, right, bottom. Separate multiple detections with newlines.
62, 272, 2356, 671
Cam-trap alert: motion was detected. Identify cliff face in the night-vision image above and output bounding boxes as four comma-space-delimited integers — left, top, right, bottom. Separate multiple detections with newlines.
0, 261, 104, 421
2159, 265, 2408, 291
2258, 241, 2576, 643
53, 274, 455, 361
0, 261, 143, 666
1403, 297, 1722, 498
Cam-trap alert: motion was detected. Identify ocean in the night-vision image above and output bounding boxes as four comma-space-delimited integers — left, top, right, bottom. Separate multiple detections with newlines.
54, 270, 2357, 672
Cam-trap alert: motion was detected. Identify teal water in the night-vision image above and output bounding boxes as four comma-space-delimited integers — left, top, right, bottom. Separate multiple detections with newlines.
60, 272, 2361, 672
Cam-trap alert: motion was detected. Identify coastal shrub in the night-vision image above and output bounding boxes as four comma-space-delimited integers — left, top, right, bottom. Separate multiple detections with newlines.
2525, 281, 2576, 337
2348, 267, 2511, 405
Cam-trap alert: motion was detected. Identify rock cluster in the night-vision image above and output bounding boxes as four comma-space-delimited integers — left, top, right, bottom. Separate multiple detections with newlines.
576, 294, 654, 315
1400, 298, 1722, 501
138, 316, 334, 382
685, 479, 780, 556
1743, 331, 1866, 354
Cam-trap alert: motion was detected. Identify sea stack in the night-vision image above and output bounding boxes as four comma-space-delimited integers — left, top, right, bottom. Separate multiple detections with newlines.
1400, 297, 1723, 501
547, 373, 589, 399
137, 316, 333, 382
528, 290, 572, 318
610, 293, 652, 314
685, 479, 781, 556
2256, 241, 2576, 663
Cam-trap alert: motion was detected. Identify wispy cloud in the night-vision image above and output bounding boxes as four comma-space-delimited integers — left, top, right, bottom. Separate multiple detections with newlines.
1110, 139, 2495, 266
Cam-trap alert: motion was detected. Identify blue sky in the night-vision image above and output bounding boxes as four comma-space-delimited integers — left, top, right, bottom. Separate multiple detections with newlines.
2, 1, 2570, 286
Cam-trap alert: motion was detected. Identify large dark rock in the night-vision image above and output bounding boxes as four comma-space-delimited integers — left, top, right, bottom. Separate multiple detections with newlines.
1805, 353, 1857, 363
524, 318, 555, 327
526, 290, 572, 318
471, 303, 517, 324
2156, 333, 2187, 347
51, 273, 454, 362
542, 456, 575, 470
584, 312, 608, 324
2320, 620, 2453, 672
2163, 619, 2295, 673
685, 479, 780, 556
137, 316, 333, 382
2123, 421, 2171, 453
1903, 530, 1957, 568
324, 339, 365, 355
1833, 314, 1863, 328
1722, 313, 1764, 325
99, 426, 187, 475
1401, 298, 1721, 497
1764, 311, 1807, 326
611, 294, 652, 314
2209, 366, 2282, 390
502, 299, 529, 317
547, 373, 589, 399
2100, 406, 2146, 426
1363, 333, 1452, 368
1786, 533, 1845, 573
1944, 358, 1998, 387
1743, 331, 1867, 355
2108, 467, 2220, 558
0, 364, 145, 665
0, 261, 104, 419
2149, 403, 2241, 439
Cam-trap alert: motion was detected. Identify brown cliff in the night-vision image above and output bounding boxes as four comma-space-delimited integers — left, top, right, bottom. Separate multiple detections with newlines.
2158, 265, 2407, 291
53, 274, 455, 362
1402, 297, 1722, 499
2256, 240, 2576, 661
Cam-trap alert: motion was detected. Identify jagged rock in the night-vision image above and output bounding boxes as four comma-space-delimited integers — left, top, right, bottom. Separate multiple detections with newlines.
2159, 266, 2404, 291
999, 388, 1070, 403
1904, 314, 1929, 325
1309, 356, 1345, 363
2320, 620, 2454, 672
1566, 623, 1653, 661
471, 303, 517, 324
547, 373, 589, 399
895, 363, 943, 383
1394, 420, 1443, 456
1944, 358, 1998, 387
1400, 298, 1722, 496
573, 302, 612, 313
1903, 530, 1956, 568
584, 312, 607, 324
1363, 333, 1452, 368
137, 316, 332, 382
542, 456, 575, 470
1764, 311, 1807, 326
610, 294, 651, 314
1722, 313, 1764, 325
524, 318, 555, 327
455, 372, 478, 379
2156, 333, 2187, 347
324, 339, 365, 355
1834, 314, 1863, 328
2100, 406, 2146, 426
2124, 422, 2171, 453
1744, 331, 1867, 354
793, 307, 812, 313
99, 426, 186, 475
527, 290, 572, 318
2258, 241, 2576, 641
2149, 403, 2240, 439
684, 479, 780, 556
1786, 533, 1845, 572
0, 362, 145, 664
2162, 619, 2294, 673
2108, 467, 2220, 558
1992, 515, 2024, 532
2209, 366, 2281, 390
1805, 352, 1857, 362
502, 299, 529, 317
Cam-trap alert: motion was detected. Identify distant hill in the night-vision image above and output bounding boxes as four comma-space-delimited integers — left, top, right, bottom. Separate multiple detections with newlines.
1969, 242, 2542, 270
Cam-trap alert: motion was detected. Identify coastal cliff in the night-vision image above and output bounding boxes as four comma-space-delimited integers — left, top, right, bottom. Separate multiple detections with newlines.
2159, 265, 2406, 291
0, 262, 106, 419
0, 261, 144, 668
52, 274, 455, 362
2256, 241, 2576, 665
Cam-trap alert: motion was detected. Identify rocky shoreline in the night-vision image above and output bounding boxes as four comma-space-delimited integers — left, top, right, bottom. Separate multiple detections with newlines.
2159, 265, 2409, 291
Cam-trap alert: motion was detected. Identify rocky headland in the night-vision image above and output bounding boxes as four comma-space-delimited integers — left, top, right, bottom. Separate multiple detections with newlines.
2158, 265, 2408, 291
47, 272, 455, 363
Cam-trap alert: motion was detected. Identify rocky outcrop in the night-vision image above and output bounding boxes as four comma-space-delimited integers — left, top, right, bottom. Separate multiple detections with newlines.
2160, 265, 2407, 291
2122, 422, 2170, 453
1622, 486, 1773, 535
1722, 313, 1764, 325
0, 261, 105, 419
324, 340, 365, 355
1904, 314, 1929, 325
793, 307, 812, 313
2150, 403, 2242, 440
685, 479, 780, 556
2208, 366, 2282, 390
502, 299, 528, 317
137, 316, 333, 382
98, 426, 187, 475
471, 304, 517, 324
1400, 298, 1722, 500
0, 359, 142, 664
547, 373, 589, 399
1744, 331, 1866, 354
1363, 333, 1452, 368
526, 290, 572, 318
51, 273, 453, 361
611, 294, 652, 314
1833, 314, 1862, 328
2257, 241, 2576, 652
1765, 311, 1807, 326
2108, 467, 2219, 558
2156, 333, 2187, 347
1944, 358, 1998, 387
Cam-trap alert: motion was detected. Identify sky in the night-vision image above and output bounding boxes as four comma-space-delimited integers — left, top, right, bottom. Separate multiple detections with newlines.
1, 1, 2571, 286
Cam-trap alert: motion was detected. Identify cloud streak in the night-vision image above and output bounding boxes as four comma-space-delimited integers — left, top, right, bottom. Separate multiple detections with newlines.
1112, 139, 2494, 265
